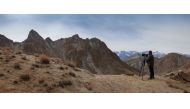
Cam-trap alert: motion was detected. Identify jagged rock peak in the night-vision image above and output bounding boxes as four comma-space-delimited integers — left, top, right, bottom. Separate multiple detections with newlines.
0, 34, 13, 47
89, 37, 107, 47
71, 34, 80, 39
90, 37, 102, 42
0, 34, 7, 39
27, 29, 44, 40
0, 34, 13, 42
45, 37, 53, 42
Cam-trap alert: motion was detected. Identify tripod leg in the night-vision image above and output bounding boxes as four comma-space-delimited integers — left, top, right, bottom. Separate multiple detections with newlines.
139, 66, 142, 76
139, 63, 143, 77
141, 67, 144, 80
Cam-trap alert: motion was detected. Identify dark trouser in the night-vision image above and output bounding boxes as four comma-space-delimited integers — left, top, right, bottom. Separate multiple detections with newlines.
148, 66, 154, 79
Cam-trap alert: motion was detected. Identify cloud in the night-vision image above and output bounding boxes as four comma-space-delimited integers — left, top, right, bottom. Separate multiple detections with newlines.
0, 14, 190, 54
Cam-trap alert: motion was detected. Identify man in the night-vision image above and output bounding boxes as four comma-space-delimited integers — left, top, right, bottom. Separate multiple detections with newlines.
146, 50, 155, 79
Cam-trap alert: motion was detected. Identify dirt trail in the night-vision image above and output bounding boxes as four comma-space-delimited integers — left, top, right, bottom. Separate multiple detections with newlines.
85, 75, 187, 93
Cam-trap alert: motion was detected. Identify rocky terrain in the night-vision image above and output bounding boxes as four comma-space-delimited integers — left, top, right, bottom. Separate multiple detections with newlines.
0, 30, 135, 75
0, 47, 190, 93
0, 30, 190, 93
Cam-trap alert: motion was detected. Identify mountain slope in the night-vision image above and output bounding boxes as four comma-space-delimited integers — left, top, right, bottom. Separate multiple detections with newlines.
0, 34, 14, 48
0, 47, 189, 93
52, 35, 135, 74
22, 30, 55, 56
0, 30, 136, 75
156, 53, 190, 74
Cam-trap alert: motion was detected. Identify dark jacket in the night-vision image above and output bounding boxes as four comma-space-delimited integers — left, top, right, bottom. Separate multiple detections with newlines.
146, 54, 154, 67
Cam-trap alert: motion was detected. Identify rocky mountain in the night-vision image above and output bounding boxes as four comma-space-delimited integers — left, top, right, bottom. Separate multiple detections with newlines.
0, 34, 14, 48
53, 35, 136, 74
22, 30, 55, 56
0, 29, 136, 75
115, 51, 166, 61
0, 47, 189, 93
156, 53, 190, 74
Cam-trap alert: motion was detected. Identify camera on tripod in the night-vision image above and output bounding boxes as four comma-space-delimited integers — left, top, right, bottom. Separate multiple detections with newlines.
142, 53, 148, 57
139, 53, 149, 80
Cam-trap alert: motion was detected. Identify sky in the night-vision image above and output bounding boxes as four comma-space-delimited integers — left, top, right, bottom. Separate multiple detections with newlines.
0, 14, 190, 54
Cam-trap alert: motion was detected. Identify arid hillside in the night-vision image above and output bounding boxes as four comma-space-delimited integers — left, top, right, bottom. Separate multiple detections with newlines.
0, 47, 190, 93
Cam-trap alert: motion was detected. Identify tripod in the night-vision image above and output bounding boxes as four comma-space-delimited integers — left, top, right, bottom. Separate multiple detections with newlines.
139, 57, 146, 80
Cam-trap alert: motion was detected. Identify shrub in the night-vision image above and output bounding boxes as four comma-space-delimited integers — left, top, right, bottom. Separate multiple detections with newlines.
74, 68, 81, 72
20, 74, 30, 81
39, 55, 50, 64
43, 83, 48, 87
59, 66, 64, 70
21, 56, 27, 60
0, 73, 5, 77
68, 63, 75, 68
65, 67, 68, 70
16, 51, 22, 54
58, 80, 72, 88
32, 63, 40, 68
45, 71, 50, 74
69, 72, 76, 77
11, 55, 16, 58
14, 63, 21, 70
65, 61, 76, 68
13, 80, 18, 85
30, 67, 35, 70
5, 59, 9, 63
39, 80, 45, 84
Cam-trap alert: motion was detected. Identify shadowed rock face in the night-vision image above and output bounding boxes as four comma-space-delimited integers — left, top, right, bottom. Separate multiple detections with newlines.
52, 35, 136, 74
0, 30, 136, 75
0, 34, 13, 48
22, 30, 55, 56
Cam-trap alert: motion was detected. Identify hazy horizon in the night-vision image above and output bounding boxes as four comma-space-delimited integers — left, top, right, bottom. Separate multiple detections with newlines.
0, 14, 190, 54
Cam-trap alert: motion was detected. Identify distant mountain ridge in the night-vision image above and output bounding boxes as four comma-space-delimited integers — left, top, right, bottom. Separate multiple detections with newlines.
115, 51, 166, 61
0, 29, 136, 75
121, 52, 190, 75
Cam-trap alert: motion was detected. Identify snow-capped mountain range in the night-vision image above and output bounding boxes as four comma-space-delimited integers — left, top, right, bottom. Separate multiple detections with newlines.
115, 51, 166, 61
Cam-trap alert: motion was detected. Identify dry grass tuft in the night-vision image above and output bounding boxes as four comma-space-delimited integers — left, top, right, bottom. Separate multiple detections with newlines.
32, 63, 40, 68
14, 63, 21, 70
68, 63, 75, 68
21, 56, 27, 60
65, 60, 76, 68
69, 72, 76, 77
39, 80, 45, 84
0, 73, 5, 77
15, 50, 22, 55
11, 55, 16, 59
74, 68, 81, 72
58, 80, 72, 88
59, 66, 65, 70
13, 81, 18, 85
19, 74, 30, 81
39, 55, 50, 64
